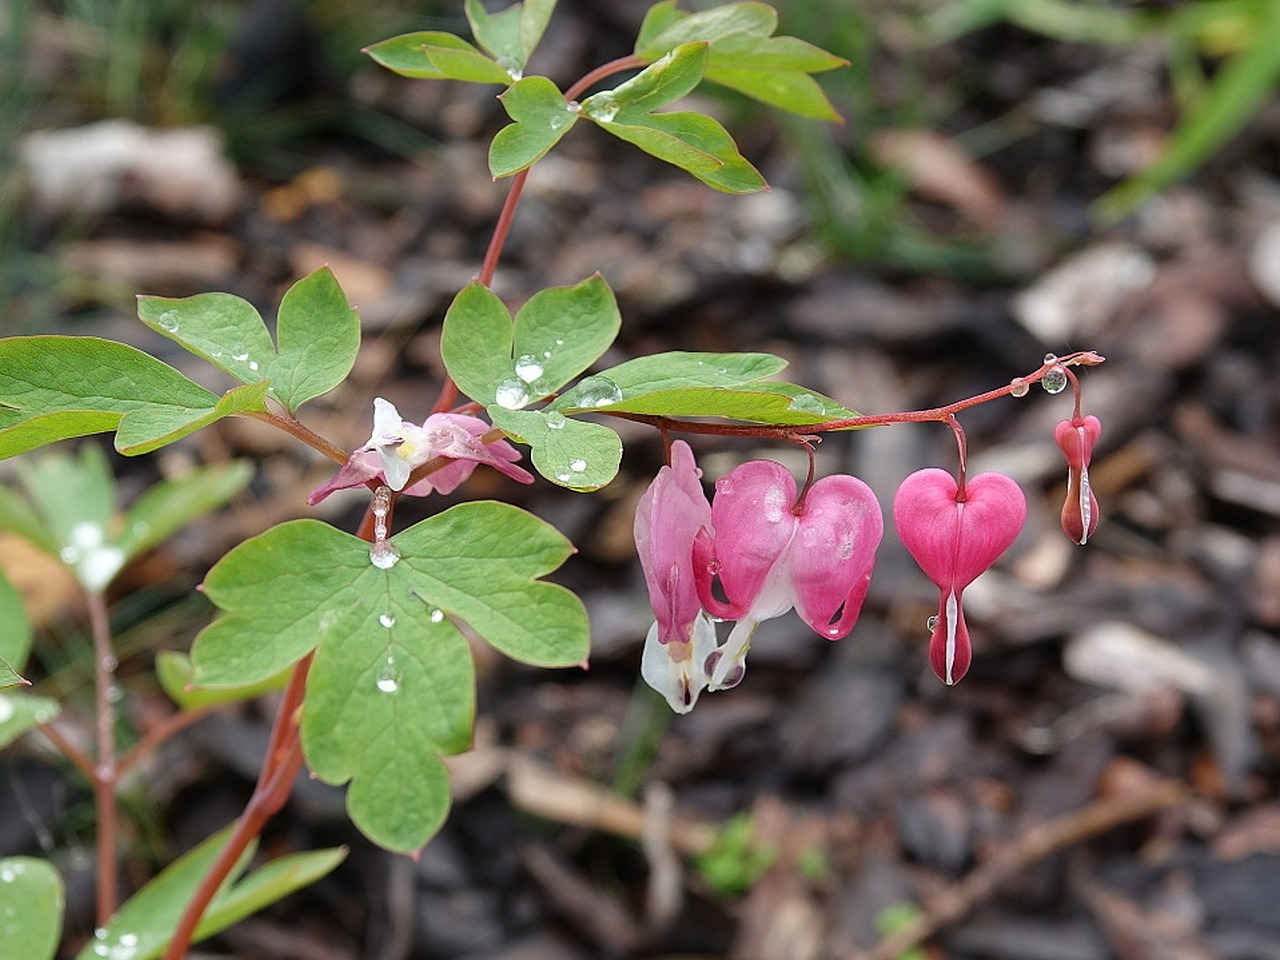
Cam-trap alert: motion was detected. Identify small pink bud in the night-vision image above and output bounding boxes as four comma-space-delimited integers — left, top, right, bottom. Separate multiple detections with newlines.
893, 468, 1026, 685
1054, 415, 1101, 545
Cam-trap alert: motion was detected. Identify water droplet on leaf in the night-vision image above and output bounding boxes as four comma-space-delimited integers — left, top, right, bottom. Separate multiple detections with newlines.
1009, 377, 1029, 398
156, 311, 179, 332
544, 411, 566, 430
379, 612, 396, 628
514, 354, 544, 383
588, 96, 619, 122
575, 375, 622, 407
375, 655, 400, 693
494, 378, 530, 409
1041, 365, 1068, 394
788, 393, 826, 415
569, 458, 586, 473
430, 608, 445, 623
369, 542, 401, 569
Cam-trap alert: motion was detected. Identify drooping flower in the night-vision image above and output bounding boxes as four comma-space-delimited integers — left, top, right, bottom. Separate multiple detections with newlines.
692, 460, 883, 689
634, 440, 716, 712
1054, 415, 1101, 545
308, 398, 532, 505
893, 468, 1026, 685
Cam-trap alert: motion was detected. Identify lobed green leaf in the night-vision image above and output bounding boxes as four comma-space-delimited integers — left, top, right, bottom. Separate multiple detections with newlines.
0, 857, 63, 960
363, 31, 509, 83
582, 42, 708, 118
489, 76, 579, 178
488, 407, 622, 490
591, 109, 767, 193
585, 382, 857, 424
0, 656, 25, 689
156, 651, 290, 711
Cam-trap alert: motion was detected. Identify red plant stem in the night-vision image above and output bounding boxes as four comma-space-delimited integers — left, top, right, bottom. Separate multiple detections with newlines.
88, 589, 118, 926
161, 653, 313, 960
248, 409, 350, 465
118, 706, 215, 777
35, 722, 96, 783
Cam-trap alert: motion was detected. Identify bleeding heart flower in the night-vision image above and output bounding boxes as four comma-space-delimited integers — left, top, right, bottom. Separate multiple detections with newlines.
1054, 415, 1101, 545
692, 460, 883, 689
308, 398, 532, 505
893, 468, 1026, 685
634, 440, 715, 712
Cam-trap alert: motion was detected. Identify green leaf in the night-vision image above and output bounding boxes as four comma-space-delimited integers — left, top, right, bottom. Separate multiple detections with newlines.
589, 109, 767, 193
1095, 2, 1280, 222
116, 461, 254, 562
466, 0, 525, 72
0, 485, 55, 553
705, 65, 841, 121
632, 1, 846, 120
193, 507, 586, 851
18, 445, 115, 550
487, 407, 622, 490
0, 567, 33, 674
0, 337, 261, 458
442, 276, 621, 406
137, 292, 275, 386
582, 42, 708, 117
156, 651, 290, 711
272, 268, 362, 414
363, 31, 510, 83
0, 857, 63, 960
584, 382, 857, 424
0, 692, 60, 749
0, 656, 25, 689
139, 267, 359, 415
519, 0, 558, 64
489, 76, 579, 178
550, 351, 787, 411
75, 825, 345, 960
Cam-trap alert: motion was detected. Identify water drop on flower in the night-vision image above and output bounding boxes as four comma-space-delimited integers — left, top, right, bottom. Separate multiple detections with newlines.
575, 375, 622, 407
369, 542, 401, 569
926, 615, 938, 632
1041, 365, 1068, 394
494, 378, 530, 410
375, 655, 400, 693
1043, 353, 1057, 365
514, 354, 544, 384
379, 612, 396, 628
544, 411, 566, 430
569, 458, 587, 473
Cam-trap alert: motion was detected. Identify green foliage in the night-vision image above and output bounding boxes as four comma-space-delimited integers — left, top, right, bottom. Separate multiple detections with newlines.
490, 77, 580, 177
0, 691, 60, 749
0, 337, 268, 458
156, 651, 291, 711
582, 43, 767, 194
550, 351, 787, 410
487, 407, 622, 491
875, 902, 928, 960
441, 276, 621, 408
364, 31, 513, 83
74, 826, 345, 960
0, 567, 33, 674
694, 811, 778, 896
138, 267, 361, 416
0, 857, 63, 960
191, 506, 587, 850
634, 1, 847, 120
0, 657, 23, 689
465, 0, 558, 77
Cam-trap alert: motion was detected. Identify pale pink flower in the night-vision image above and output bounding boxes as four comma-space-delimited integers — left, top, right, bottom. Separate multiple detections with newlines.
1054, 415, 1101, 545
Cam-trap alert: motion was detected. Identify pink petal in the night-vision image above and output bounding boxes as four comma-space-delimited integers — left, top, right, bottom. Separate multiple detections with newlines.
1053, 415, 1101, 472
635, 441, 712, 644
307, 450, 384, 505
951, 472, 1026, 587
694, 460, 798, 621
789, 474, 883, 639
928, 587, 971, 685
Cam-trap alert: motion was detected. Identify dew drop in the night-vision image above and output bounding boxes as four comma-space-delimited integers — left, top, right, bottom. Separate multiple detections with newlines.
494, 378, 530, 410
574, 375, 622, 407
231, 352, 249, 363
379, 612, 396, 628
1041, 365, 1068, 394
542, 349, 552, 359
544, 411, 566, 430
1009, 377, 1029, 398
0, 866, 14, 883
555, 338, 564, 346
247, 360, 260, 372
514, 354, 544, 383
369, 542, 401, 569
375, 655, 400, 693
555, 472, 572, 483
569, 458, 587, 473
156, 311, 179, 332
588, 95, 620, 122
1043, 353, 1058, 365
925, 615, 939, 632
429, 608, 445, 623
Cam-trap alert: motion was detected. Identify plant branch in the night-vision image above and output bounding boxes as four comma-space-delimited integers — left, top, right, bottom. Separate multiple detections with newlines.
118, 705, 215, 777
247, 410, 351, 465
35, 721, 97, 783
88, 589, 119, 926
162, 653, 312, 960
